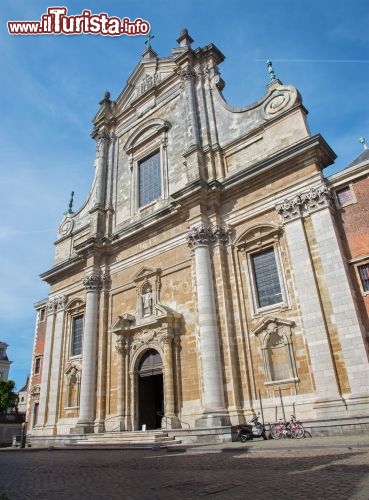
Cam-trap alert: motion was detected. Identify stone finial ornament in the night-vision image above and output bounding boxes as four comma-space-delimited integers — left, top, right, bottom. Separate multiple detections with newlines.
63, 191, 74, 215
267, 60, 276, 82
99, 90, 111, 106
177, 28, 194, 47
359, 137, 368, 150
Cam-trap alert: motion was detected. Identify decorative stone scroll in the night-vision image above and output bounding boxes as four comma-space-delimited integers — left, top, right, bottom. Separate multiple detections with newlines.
276, 185, 333, 223
186, 224, 230, 250
58, 217, 74, 238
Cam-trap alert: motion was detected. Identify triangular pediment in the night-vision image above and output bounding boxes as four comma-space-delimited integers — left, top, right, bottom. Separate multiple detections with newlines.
251, 316, 295, 337
115, 56, 177, 113
133, 266, 160, 281
109, 313, 135, 333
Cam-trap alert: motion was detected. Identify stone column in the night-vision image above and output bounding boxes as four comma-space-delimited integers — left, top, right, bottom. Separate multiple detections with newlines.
45, 295, 67, 432
181, 66, 200, 149
73, 273, 103, 433
162, 332, 179, 428
115, 336, 128, 431
34, 298, 57, 432
306, 187, 369, 406
187, 225, 228, 427
94, 129, 110, 207
276, 194, 343, 409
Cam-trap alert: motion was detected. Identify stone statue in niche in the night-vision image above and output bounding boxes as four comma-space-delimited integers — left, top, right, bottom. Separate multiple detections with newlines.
141, 288, 153, 317
266, 322, 285, 347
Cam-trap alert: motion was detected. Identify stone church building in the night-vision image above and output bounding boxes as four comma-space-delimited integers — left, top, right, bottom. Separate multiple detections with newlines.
29, 30, 369, 442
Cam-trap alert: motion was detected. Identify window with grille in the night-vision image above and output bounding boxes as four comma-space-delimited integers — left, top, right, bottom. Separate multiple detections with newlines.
251, 247, 283, 308
358, 263, 369, 292
71, 316, 84, 357
336, 186, 354, 206
139, 152, 161, 207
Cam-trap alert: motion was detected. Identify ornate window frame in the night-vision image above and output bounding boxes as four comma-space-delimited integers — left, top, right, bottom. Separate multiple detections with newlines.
236, 223, 290, 317
65, 299, 85, 360
124, 118, 171, 215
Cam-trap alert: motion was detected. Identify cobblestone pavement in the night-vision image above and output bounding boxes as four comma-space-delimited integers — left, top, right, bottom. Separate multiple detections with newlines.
1, 444, 369, 499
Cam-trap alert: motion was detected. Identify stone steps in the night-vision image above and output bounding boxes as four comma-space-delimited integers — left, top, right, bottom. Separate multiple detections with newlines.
71, 430, 181, 448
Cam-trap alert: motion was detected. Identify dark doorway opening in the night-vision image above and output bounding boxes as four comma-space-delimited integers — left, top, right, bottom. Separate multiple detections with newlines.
138, 349, 164, 430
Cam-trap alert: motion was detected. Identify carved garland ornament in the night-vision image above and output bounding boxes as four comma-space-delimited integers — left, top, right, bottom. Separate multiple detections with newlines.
115, 329, 174, 357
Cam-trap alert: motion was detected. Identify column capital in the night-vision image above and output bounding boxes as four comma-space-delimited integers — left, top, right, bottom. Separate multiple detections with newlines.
186, 224, 230, 250
95, 127, 111, 143
276, 185, 334, 223
115, 336, 129, 355
82, 273, 104, 292
47, 295, 67, 315
180, 65, 196, 82
56, 295, 67, 312
275, 195, 303, 223
301, 185, 333, 214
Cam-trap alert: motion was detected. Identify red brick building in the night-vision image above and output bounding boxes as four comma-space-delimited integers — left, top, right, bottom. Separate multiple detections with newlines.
27, 300, 48, 428
328, 146, 369, 331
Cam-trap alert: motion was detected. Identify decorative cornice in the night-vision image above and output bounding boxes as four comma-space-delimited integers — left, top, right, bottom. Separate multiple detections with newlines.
186, 224, 230, 249
276, 185, 333, 223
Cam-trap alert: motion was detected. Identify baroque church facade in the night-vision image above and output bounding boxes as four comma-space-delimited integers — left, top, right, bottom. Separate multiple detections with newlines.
29, 31, 369, 440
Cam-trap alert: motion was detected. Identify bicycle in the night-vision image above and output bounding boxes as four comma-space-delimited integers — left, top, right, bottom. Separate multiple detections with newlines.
270, 415, 305, 439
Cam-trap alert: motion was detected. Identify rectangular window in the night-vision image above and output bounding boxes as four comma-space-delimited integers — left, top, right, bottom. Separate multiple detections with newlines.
39, 308, 46, 322
33, 403, 39, 428
71, 316, 84, 357
336, 186, 354, 207
139, 152, 161, 207
358, 263, 369, 292
34, 357, 41, 375
252, 247, 283, 308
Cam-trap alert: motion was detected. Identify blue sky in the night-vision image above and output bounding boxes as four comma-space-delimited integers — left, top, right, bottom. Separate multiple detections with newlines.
1, 0, 368, 390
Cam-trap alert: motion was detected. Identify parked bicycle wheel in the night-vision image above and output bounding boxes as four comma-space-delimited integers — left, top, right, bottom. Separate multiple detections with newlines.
270, 423, 283, 439
291, 423, 305, 439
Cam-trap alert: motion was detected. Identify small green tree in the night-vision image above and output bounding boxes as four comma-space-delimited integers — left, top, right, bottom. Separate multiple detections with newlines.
0, 379, 18, 414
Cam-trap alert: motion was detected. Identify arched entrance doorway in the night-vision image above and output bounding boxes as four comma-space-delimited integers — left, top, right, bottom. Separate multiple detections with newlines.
138, 349, 164, 429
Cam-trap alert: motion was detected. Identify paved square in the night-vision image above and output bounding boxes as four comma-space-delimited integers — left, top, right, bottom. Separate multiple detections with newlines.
1, 447, 369, 499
